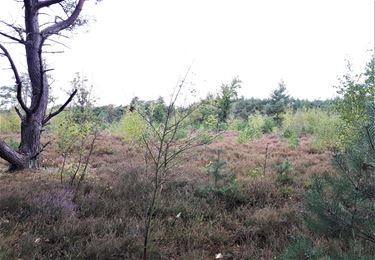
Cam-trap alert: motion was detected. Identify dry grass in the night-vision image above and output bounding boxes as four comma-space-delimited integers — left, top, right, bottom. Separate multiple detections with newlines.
0, 131, 335, 259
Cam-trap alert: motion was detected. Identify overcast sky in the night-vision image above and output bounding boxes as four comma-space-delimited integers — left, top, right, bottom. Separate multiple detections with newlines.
0, 0, 374, 105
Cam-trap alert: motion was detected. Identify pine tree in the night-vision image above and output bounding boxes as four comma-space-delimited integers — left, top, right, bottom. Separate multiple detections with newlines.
301, 56, 375, 257
303, 98, 375, 255
266, 80, 290, 125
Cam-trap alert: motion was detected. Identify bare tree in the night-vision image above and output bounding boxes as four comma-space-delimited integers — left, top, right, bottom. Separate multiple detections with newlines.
138, 72, 218, 259
0, 0, 92, 170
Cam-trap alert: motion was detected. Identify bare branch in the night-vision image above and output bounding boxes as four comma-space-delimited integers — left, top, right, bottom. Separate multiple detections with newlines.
37, 0, 65, 9
0, 21, 25, 43
43, 50, 64, 54
43, 89, 77, 125
14, 107, 22, 119
30, 141, 51, 160
142, 135, 158, 166
0, 43, 30, 114
0, 31, 24, 44
76, 132, 98, 190
58, 2, 71, 18
45, 37, 71, 49
41, 0, 86, 38
138, 111, 162, 142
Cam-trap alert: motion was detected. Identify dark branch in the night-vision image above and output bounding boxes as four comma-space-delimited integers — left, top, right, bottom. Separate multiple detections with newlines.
14, 107, 22, 119
0, 140, 27, 169
43, 89, 77, 125
0, 31, 24, 44
0, 43, 30, 114
0, 21, 25, 43
45, 37, 71, 49
41, 0, 86, 38
30, 141, 51, 160
37, 0, 65, 9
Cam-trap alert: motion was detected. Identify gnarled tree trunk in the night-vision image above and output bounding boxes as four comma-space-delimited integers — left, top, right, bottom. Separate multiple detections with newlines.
0, 0, 86, 170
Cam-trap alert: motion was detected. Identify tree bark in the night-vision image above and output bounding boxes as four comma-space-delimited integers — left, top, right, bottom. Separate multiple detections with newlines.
17, 0, 49, 169
0, 0, 85, 170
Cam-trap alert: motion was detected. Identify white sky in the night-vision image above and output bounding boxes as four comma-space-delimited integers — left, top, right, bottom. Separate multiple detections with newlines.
0, 0, 374, 105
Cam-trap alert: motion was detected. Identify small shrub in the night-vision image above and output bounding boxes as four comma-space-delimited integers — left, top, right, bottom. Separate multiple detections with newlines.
274, 160, 294, 186
246, 167, 264, 178
262, 116, 277, 133
279, 236, 324, 260
281, 109, 343, 150
110, 111, 148, 142
227, 117, 247, 131
205, 150, 235, 188
0, 193, 32, 221
31, 188, 76, 222
203, 114, 219, 130
0, 111, 20, 133
237, 113, 265, 143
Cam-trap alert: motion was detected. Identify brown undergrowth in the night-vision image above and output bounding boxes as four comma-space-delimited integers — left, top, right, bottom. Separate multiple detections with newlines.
0, 131, 335, 259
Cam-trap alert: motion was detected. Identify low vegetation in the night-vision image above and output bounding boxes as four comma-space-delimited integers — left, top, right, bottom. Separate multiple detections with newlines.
0, 57, 374, 259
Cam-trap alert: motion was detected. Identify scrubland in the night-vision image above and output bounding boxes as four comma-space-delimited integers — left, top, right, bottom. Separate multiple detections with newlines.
0, 128, 334, 259
0, 63, 373, 258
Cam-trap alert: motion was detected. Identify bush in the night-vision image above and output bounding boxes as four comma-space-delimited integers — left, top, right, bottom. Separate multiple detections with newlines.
334, 58, 375, 147
0, 111, 20, 133
227, 117, 247, 131
281, 109, 343, 150
262, 116, 277, 133
238, 114, 274, 143
303, 103, 375, 256
274, 160, 294, 186
110, 112, 148, 143
51, 89, 99, 186
205, 150, 235, 188
195, 150, 244, 209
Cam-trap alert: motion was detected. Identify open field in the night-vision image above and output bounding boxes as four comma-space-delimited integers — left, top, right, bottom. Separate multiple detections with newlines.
0, 131, 334, 259
0, 1, 373, 258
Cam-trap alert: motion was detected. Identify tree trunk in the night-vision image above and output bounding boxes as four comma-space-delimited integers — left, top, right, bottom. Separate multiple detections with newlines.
18, 115, 44, 169
12, 0, 49, 170
0, 0, 85, 171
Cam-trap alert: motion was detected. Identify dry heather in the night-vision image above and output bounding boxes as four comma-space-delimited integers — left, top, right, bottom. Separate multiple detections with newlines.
0, 131, 335, 259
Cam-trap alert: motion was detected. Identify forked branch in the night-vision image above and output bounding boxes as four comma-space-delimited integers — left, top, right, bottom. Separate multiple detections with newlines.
41, 0, 86, 38
0, 43, 30, 114
0, 31, 24, 44
43, 89, 77, 125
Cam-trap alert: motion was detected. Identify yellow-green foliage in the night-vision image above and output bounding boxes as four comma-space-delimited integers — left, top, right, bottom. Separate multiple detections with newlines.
203, 114, 218, 129
227, 117, 247, 131
282, 109, 343, 150
51, 111, 80, 152
51, 109, 97, 152
282, 110, 306, 137
335, 85, 375, 147
111, 112, 148, 142
237, 113, 265, 143
0, 111, 21, 133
